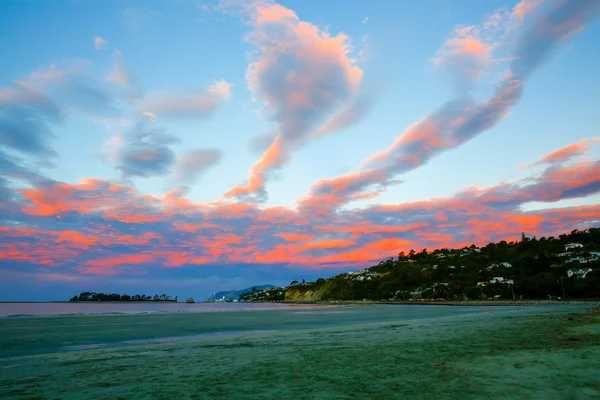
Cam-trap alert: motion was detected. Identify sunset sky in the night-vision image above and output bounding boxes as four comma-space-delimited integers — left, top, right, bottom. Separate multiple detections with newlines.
1, 0, 599, 301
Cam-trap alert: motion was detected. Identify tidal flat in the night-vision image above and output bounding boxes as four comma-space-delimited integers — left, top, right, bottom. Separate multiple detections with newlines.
1, 305, 599, 399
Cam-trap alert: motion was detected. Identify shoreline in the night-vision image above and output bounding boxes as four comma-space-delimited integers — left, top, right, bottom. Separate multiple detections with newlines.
3, 299, 598, 306
278, 298, 600, 306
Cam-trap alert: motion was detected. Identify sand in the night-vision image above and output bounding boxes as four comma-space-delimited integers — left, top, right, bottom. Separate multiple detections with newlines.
1, 304, 599, 399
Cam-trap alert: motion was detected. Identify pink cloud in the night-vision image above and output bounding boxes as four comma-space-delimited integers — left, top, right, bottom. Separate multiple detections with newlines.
222, 1, 364, 201
432, 33, 493, 85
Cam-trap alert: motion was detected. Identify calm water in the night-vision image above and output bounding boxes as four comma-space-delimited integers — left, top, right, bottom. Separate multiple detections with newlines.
0, 301, 328, 318
0, 302, 557, 358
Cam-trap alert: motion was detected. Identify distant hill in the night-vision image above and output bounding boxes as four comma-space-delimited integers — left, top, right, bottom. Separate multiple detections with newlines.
207, 285, 275, 301
240, 228, 600, 302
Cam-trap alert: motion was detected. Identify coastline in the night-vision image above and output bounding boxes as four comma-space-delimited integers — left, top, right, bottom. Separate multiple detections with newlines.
279, 298, 600, 306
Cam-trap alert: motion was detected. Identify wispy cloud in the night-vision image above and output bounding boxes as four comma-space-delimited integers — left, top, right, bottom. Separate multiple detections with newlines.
521, 138, 592, 168
175, 148, 223, 184
0, 82, 61, 158
115, 121, 181, 179
297, 0, 600, 218
221, 0, 365, 202
106, 51, 133, 87
138, 80, 231, 119
94, 36, 108, 50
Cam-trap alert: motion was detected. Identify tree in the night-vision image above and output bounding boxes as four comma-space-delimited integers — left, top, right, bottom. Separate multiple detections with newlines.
186, 297, 195, 303
290, 280, 299, 286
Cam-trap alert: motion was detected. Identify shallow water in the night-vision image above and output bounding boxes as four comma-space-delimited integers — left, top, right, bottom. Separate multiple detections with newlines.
0, 303, 563, 358
0, 301, 326, 318
1, 304, 598, 399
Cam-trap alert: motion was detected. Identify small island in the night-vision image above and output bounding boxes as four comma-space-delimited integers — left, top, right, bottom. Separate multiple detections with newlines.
69, 292, 178, 302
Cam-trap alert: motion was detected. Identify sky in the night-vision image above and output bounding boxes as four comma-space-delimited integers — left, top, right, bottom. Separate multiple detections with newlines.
1, 0, 600, 301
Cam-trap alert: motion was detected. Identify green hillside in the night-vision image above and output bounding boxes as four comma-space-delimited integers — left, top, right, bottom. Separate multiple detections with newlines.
239, 228, 600, 302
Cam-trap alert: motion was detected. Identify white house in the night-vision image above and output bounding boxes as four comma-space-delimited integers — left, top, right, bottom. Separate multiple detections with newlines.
567, 268, 592, 278
500, 262, 512, 268
565, 243, 584, 250
568, 255, 599, 264
489, 277, 514, 285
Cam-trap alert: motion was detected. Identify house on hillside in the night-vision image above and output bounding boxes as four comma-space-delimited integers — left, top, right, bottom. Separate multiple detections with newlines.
565, 243, 584, 250
568, 255, 599, 264
489, 277, 514, 285
567, 268, 592, 278
500, 262, 512, 268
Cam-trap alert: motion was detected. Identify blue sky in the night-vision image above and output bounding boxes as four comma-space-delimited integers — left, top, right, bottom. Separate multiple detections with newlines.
1, 0, 599, 300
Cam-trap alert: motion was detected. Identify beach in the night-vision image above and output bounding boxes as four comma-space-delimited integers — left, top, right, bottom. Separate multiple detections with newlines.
1, 304, 599, 399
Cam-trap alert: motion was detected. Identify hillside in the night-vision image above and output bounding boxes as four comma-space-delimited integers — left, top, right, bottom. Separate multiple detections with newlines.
239, 228, 600, 302
207, 285, 275, 301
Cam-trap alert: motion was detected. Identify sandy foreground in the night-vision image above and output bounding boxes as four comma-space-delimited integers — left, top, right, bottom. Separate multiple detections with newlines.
1, 305, 599, 399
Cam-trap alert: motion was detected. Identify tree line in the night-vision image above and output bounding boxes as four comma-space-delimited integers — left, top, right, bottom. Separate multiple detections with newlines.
69, 292, 178, 302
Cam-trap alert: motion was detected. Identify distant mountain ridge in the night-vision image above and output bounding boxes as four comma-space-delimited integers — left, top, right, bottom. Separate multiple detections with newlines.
207, 285, 275, 301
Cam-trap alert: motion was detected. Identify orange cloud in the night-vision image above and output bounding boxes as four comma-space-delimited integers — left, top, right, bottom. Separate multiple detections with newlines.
540, 139, 589, 163
223, 136, 285, 200
276, 233, 314, 242
302, 238, 355, 251
85, 254, 153, 267
3, 137, 600, 277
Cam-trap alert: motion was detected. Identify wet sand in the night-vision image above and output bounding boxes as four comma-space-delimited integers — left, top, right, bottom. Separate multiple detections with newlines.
1, 305, 599, 399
